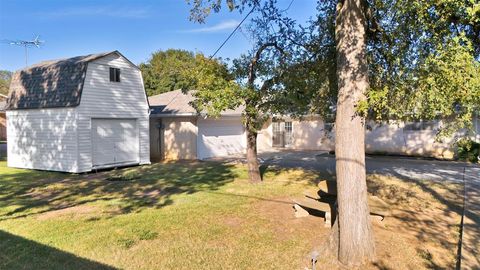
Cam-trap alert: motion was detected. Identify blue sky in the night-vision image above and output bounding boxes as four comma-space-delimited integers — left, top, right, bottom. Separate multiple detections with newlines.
0, 0, 317, 72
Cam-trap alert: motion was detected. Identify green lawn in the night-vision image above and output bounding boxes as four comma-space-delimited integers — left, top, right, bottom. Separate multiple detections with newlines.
0, 161, 322, 270
0, 161, 463, 269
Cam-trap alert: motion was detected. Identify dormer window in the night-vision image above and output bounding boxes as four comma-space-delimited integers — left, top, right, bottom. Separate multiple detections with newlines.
109, 67, 121, 82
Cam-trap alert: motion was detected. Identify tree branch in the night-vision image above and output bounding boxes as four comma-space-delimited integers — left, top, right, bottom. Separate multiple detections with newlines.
248, 42, 285, 86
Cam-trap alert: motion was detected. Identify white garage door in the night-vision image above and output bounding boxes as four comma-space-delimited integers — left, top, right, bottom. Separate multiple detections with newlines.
92, 119, 139, 166
197, 118, 246, 159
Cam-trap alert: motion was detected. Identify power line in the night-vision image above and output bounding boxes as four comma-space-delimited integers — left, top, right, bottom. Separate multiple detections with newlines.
209, 0, 294, 59
281, 0, 295, 13
210, 6, 256, 59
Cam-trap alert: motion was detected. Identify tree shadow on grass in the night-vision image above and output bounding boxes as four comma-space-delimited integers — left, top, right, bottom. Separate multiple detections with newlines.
263, 154, 468, 267
0, 230, 116, 270
0, 161, 236, 220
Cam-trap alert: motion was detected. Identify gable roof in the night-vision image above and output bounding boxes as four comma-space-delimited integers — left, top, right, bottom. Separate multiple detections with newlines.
6, 51, 135, 110
148, 89, 243, 116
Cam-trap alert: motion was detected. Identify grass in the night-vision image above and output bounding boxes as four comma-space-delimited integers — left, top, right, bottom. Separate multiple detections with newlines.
0, 161, 463, 269
0, 161, 322, 269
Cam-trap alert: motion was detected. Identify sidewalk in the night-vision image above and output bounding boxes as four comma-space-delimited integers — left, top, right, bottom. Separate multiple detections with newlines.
460, 165, 480, 269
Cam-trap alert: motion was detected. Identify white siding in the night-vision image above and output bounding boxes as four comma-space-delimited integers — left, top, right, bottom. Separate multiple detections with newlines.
365, 121, 455, 159
76, 53, 150, 172
7, 108, 79, 172
474, 116, 480, 142
257, 117, 333, 152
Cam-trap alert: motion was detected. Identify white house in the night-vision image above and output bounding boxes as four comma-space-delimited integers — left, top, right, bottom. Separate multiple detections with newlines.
6, 51, 150, 173
149, 90, 247, 160
148, 90, 332, 160
149, 90, 480, 160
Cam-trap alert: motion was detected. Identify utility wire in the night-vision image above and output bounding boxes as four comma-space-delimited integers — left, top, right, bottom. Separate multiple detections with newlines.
210, 6, 256, 59
209, 0, 294, 59
280, 0, 295, 13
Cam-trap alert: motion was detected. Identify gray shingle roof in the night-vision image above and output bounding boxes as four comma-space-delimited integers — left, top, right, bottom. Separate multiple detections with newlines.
7, 51, 120, 110
148, 89, 244, 116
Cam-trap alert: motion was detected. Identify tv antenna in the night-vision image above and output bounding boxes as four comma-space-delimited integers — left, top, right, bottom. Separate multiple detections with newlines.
1, 35, 44, 67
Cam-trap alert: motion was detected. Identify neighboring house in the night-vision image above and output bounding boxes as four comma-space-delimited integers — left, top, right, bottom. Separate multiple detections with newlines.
6, 51, 150, 172
149, 90, 245, 160
0, 94, 6, 141
148, 90, 332, 160
149, 90, 479, 160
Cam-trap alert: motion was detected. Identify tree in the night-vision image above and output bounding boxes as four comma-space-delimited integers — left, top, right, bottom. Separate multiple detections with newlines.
363, 0, 480, 138
187, 0, 375, 263
332, 0, 375, 263
187, 0, 480, 266
187, 2, 311, 183
139, 49, 198, 96
140, 49, 237, 97
0, 70, 12, 96
187, 46, 295, 183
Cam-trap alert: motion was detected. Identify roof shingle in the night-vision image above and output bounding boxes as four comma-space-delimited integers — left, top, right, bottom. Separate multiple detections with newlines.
148, 89, 244, 116
7, 51, 117, 110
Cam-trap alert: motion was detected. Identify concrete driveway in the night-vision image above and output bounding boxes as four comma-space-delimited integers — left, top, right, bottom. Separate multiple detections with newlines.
259, 150, 476, 183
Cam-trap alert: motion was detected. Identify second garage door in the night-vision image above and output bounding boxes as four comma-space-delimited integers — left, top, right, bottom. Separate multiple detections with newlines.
92, 119, 139, 166
197, 118, 246, 159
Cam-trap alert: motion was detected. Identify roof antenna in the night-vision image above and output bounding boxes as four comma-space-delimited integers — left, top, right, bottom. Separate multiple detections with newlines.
1, 35, 44, 67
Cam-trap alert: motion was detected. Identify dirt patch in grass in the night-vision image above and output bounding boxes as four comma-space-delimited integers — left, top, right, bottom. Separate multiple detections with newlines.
296, 174, 464, 269
36, 205, 99, 220
370, 175, 462, 269
255, 197, 326, 242
223, 216, 244, 228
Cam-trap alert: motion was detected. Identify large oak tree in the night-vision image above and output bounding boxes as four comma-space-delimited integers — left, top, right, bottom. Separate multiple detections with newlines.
187, 0, 480, 266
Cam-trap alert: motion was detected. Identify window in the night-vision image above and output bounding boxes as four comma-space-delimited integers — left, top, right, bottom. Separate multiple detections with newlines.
284, 122, 293, 146
109, 67, 121, 82
272, 122, 281, 133
404, 121, 437, 131
272, 121, 293, 147
284, 122, 292, 132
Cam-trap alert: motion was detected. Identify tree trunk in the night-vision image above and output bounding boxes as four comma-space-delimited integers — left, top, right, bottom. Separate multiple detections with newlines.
246, 125, 262, 183
334, 0, 375, 266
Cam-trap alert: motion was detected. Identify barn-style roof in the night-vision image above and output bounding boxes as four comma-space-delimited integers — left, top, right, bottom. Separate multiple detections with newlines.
6, 51, 134, 110
148, 89, 243, 116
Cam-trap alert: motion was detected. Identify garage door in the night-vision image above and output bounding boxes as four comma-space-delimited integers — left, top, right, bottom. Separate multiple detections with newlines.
197, 118, 246, 159
92, 119, 139, 166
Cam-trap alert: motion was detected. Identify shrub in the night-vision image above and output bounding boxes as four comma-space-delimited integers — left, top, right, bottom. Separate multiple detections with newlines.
456, 139, 480, 163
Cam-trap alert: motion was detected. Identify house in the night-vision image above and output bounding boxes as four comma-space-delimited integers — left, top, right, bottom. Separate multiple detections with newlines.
0, 94, 6, 141
149, 90, 246, 160
149, 90, 479, 160
148, 90, 332, 160
6, 51, 150, 172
